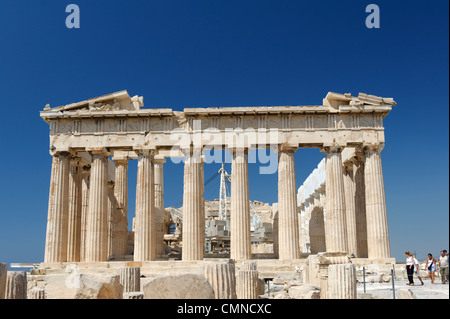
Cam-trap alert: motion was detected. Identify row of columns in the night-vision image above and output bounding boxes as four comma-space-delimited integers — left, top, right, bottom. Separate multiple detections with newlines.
44, 143, 390, 263
322, 144, 390, 259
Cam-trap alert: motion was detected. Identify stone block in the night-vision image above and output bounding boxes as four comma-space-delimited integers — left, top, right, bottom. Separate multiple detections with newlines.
273, 291, 292, 299
288, 284, 321, 299
142, 273, 214, 299
45, 273, 123, 299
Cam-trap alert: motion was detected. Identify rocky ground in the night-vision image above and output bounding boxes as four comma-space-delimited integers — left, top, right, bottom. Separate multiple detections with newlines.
356, 278, 449, 299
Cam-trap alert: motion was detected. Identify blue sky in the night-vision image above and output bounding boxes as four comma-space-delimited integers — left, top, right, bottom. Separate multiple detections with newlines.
0, 0, 448, 265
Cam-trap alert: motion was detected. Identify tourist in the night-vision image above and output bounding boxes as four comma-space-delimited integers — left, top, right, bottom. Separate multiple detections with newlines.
405, 251, 415, 286
413, 256, 424, 285
438, 250, 449, 284
426, 253, 437, 284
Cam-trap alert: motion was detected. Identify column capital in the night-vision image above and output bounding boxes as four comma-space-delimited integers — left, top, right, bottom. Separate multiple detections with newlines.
362, 142, 384, 153
135, 149, 156, 157
87, 147, 111, 157
320, 144, 346, 154
154, 155, 166, 164
277, 144, 297, 153
112, 156, 129, 165
54, 151, 71, 158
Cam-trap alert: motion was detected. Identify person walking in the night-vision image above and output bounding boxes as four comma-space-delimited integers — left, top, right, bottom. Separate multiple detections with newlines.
426, 253, 437, 284
414, 256, 424, 285
438, 250, 449, 284
405, 251, 415, 286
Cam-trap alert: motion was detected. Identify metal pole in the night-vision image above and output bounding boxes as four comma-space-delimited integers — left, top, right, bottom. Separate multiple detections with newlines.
363, 267, 366, 293
391, 266, 396, 299
267, 280, 270, 297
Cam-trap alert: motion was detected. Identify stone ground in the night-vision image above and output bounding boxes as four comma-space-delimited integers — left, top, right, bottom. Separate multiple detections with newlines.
357, 278, 449, 299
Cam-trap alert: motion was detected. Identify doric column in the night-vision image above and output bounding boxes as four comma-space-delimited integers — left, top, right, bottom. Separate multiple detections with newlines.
321, 146, 348, 253
230, 148, 251, 261
309, 191, 326, 254
113, 157, 129, 257
107, 180, 118, 259
28, 287, 45, 299
354, 159, 368, 258
277, 147, 300, 260
202, 260, 237, 299
0, 263, 7, 299
67, 157, 82, 262
79, 165, 90, 262
134, 150, 156, 261
5, 271, 27, 299
182, 150, 205, 261
85, 150, 109, 262
44, 152, 70, 263
236, 261, 259, 299
119, 267, 141, 292
327, 264, 357, 299
154, 157, 166, 256
364, 144, 391, 259
343, 161, 358, 258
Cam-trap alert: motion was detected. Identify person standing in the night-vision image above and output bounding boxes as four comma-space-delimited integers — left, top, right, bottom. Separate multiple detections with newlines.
426, 253, 437, 284
438, 250, 449, 284
414, 256, 424, 285
405, 251, 415, 286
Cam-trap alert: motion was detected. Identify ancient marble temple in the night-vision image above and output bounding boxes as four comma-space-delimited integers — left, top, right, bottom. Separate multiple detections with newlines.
40, 90, 396, 264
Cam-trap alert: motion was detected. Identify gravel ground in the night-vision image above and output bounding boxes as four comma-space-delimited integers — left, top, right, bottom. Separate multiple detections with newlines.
357, 278, 449, 299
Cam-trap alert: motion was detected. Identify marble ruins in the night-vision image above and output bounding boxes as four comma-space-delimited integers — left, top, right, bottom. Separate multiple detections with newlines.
2, 90, 399, 299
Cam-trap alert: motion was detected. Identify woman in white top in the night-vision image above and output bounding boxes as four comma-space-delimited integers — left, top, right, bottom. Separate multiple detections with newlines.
405, 251, 415, 286
426, 253, 437, 284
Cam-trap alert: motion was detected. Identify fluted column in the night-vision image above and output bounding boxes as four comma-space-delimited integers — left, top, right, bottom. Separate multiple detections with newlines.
67, 157, 82, 262
134, 151, 156, 261
343, 162, 358, 257
230, 148, 251, 261
119, 267, 141, 292
277, 147, 300, 260
154, 157, 166, 256
182, 150, 205, 261
354, 159, 368, 258
28, 287, 45, 299
113, 158, 129, 257
321, 146, 348, 253
44, 152, 70, 263
236, 261, 259, 299
79, 166, 90, 262
6, 271, 27, 299
202, 260, 237, 299
327, 264, 357, 299
364, 144, 390, 258
85, 151, 109, 262
107, 180, 119, 258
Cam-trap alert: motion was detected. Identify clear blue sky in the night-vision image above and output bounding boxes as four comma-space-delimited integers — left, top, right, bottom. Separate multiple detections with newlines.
0, 0, 448, 265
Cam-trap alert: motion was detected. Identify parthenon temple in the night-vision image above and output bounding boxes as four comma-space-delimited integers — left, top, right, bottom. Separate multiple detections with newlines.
30, 90, 398, 298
